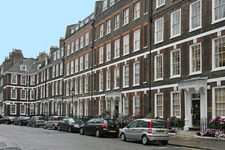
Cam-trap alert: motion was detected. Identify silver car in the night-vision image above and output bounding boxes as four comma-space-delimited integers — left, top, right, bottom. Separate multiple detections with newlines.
43, 116, 63, 130
120, 118, 169, 145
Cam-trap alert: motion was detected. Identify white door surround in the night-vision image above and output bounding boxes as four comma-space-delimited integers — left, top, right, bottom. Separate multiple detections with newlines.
178, 77, 208, 130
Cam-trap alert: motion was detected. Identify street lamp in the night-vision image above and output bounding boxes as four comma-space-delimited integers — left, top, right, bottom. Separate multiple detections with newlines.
71, 87, 75, 117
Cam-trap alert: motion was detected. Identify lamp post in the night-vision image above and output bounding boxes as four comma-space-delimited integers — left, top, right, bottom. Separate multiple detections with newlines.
71, 87, 75, 117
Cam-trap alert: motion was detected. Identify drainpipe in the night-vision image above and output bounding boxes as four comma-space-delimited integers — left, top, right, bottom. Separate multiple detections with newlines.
148, 0, 153, 116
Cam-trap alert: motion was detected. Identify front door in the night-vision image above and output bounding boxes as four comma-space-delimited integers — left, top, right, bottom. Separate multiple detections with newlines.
192, 93, 200, 127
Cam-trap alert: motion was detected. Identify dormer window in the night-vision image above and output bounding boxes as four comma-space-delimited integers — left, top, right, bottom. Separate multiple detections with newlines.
20, 65, 27, 71
103, 0, 108, 11
110, 0, 115, 6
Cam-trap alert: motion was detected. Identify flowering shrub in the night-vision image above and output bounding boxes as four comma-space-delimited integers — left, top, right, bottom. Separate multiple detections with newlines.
196, 116, 225, 139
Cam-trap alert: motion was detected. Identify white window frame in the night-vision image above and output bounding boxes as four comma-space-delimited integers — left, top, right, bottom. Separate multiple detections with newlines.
106, 70, 111, 90
71, 60, 74, 74
99, 24, 104, 39
123, 65, 129, 87
99, 71, 104, 92
85, 76, 88, 93
170, 9, 181, 38
114, 67, 120, 89
170, 49, 181, 78
11, 74, 17, 84
75, 59, 79, 73
133, 29, 140, 52
212, 86, 225, 118
110, 0, 115, 6
123, 34, 129, 55
99, 46, 104, 64
106, 43, 111, 61
103, 0, 108, 11
189, 43, 202, 75
20, 89, 26, 100
20, 75, 26, 85
80, 36, 84, 49
133, 1, 140, 20
75, 39, 79, 51
20, 104, 26, 115
133, 62, 140, 86
114, 14, 120, 30
189, 0, 202, 32
170, 91, 181, 118
123, 8, 129, 25
106, 19, 111, 34
85, 53, 89, 69
11, 88, 17, 99
154, 93, 163, 118
10, 104, 16, 115
212, 0, 225, 24
114, 39, 120, 59
80, 56, 84, 71
156, 0, 165, 9
60, 62, 63, 76
155, 17, 164, 44
20, 65, 27, 71
85, 32, 89, 46
133, 95, 140, 116
212, 36, 225, 71
123, 96, 129, 116
154, 54, 163, 81
30, 89, 35, 100
79, 77, 83, 94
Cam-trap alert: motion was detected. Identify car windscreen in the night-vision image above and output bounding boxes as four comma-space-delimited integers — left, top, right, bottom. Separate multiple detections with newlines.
37, 116, 45, 120
106, 120, 117, 125
152, 120, 166, 128
68, 118, 75, 123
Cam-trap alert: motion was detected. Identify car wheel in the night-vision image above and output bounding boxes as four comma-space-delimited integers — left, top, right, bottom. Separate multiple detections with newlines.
80, 128, 84, 135
141, 135, 149, 145
43, 124, 47, 129
161, 141, 168, 145
68, 127, 72, 133
95, 130, 100, 137
58, 126, 61, 131
120, 133, 126, 141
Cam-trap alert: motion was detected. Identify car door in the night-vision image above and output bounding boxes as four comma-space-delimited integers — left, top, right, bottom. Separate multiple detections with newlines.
135, 120, 148, 141
125, 120, 139, 139
84, 119, 95, 135
61, 119, 68, 131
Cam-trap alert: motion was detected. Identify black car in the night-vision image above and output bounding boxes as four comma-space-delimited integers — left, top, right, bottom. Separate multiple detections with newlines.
58, 117, 83, 133
14, 116, 30, 126
0, 116, 15, 124
80, 118, 119, 137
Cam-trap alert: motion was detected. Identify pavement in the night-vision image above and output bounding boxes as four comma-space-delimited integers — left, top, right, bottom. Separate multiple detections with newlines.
169, 130, 225, 150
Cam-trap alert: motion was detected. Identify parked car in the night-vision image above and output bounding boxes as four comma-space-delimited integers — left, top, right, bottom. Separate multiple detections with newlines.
43, 116, 63, 130
0, 117, 14, 124
80, 118, 119, 137
27, 116, 45, 127
58, 117, 83, 133
119, 118, 169, 145
14, 116, 30, 126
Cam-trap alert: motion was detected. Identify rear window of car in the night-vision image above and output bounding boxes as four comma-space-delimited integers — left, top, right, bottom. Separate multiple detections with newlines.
152, 120, 166, 128
106, 120, 117, 125
57, 117, 63, 121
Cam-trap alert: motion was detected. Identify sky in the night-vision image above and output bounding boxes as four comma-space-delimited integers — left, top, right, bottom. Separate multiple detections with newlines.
0, 0, 95, 64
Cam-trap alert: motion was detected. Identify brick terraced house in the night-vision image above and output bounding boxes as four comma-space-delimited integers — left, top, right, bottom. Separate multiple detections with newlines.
0, 0, 225, 131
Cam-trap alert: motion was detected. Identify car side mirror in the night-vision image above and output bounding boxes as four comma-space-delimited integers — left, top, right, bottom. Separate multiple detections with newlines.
126, 125, 129, 128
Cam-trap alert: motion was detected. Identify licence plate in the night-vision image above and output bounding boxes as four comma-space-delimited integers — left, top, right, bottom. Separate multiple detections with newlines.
157, 130, 165, 134
109, 130, 116, 133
